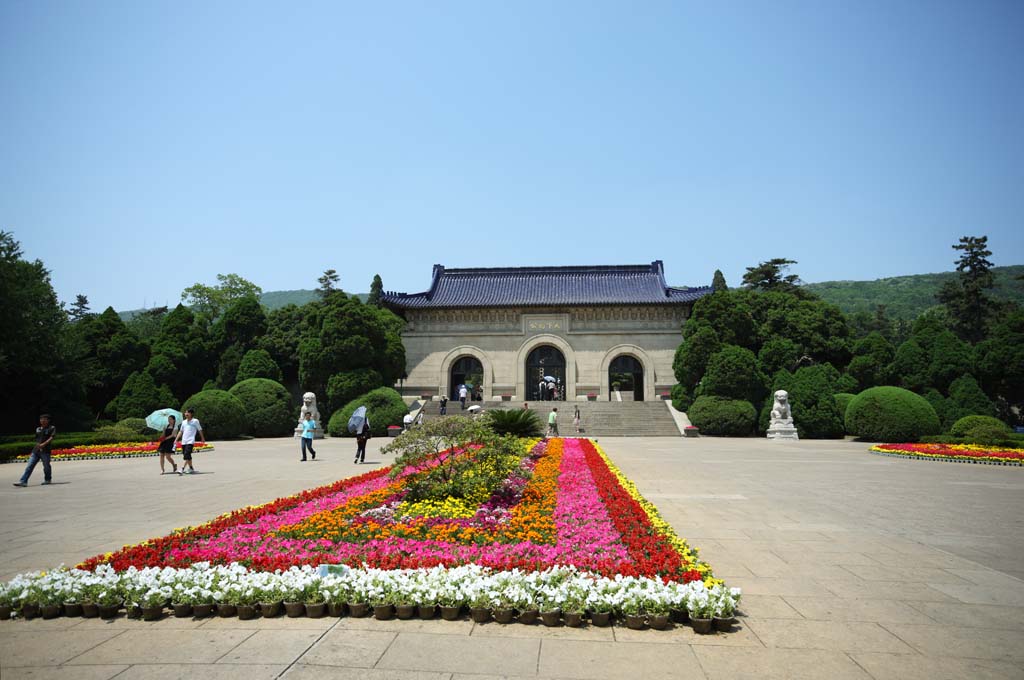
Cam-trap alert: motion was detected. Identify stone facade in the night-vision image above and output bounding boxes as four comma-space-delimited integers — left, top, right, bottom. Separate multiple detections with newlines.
383, 263, 709, 402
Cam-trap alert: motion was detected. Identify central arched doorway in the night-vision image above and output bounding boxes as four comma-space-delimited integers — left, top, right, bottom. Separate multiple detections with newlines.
526, 345, 566, 401
450, 356, 484, 401
609, 355, 644, 401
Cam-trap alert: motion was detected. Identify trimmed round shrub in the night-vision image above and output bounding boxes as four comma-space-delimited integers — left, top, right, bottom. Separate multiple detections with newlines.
949, 415, 1009, 438
107, 371, 177, 421
235, 349, 283, 383
688, 396, 757, 436
844, 386, 941, 442
833, 393, 856, 422
326, 368, 383, 414
116, 417, 156, 435
702, 345, 766, 403
328, 387, 408, 437
181, 389, 250, 439
961, 423, 1013, 446
228, 378, 294, 437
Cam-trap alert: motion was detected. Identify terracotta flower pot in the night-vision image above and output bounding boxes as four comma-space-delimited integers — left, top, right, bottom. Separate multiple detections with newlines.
470, 606, 491, 623
590, 611, 611, 627
648, 614, 670, 630
41, 604, 62, 619
395, 604, 416, 620
98, 603, 121, 620
259, 601, 282, 618
493, 608, 516, 624
237, 605, 257, 620
192, 603, 214, 618
518, 609, 539, 625
439, 605, 461, 621
64, 603, 83, 617
564, 611, 583, 628
172, 603, 193, 618
540, 609, 561, 627
305, 603, 326, 619
713, 616, 735, 632
691, 617, 713, 634
347, 602, 369, 618
142, 606, 164, 621
284, 601, 305, 618
373, 604, 394, 620
417, 604, 436, 620
625, 613, 646, 630
81, 603, 99, 618
327, 602, 346, 617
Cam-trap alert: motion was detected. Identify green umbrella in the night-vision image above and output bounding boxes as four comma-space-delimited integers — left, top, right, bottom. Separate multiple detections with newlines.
146, 408, 183, 432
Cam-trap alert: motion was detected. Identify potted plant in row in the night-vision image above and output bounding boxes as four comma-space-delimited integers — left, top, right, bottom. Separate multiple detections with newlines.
620, 597, 646, 630
469, 591, 492, 624
140, 587, 170, 621
687, 590, 716, 634
586, 393, 598, 402
95, 588, 123, 620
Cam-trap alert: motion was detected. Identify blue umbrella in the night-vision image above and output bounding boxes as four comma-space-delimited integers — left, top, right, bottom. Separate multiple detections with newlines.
146, 408, 183, 432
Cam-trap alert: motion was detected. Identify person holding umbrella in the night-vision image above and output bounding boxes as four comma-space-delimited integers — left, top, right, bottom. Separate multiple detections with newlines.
158, 414, 179, 474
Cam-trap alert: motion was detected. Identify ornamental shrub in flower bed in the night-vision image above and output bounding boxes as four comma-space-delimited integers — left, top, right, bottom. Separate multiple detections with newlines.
2, 442, 214, 464
870, 443, 1024, 465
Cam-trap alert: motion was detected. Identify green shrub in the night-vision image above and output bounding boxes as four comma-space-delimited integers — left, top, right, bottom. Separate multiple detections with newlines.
949, 415, 1009, 438
920, 432, 1024, 448
961, 423, 1012, 446
235, 349, 283, 383
689, 396, 757, 436
484, 409, 543, 438
845, 386, 941, 442
328, 387, 408, 437
945, 374, 996, 424
181, 389, 250, 439
833, 393, 856, 422
116, 418, 156, 435
228, 378, 294, 437
326, 368, 383, 413
787, 365, 845, 439
702, 345, 766, 403
670, 384, 692, 413
107, 371, 177, 421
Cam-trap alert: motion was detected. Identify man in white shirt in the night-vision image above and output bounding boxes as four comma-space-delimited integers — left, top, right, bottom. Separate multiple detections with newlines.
174, 408, 205, 474
459, 385, 468, 410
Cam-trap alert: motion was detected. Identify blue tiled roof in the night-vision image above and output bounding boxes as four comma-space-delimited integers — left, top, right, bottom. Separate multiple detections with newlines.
381, 261, 711, 309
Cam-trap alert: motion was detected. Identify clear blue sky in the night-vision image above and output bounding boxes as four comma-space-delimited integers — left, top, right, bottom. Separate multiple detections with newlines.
2, 0, 1022, 311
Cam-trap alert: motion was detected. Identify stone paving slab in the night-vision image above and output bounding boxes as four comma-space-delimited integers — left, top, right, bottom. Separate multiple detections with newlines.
2, 435, 1024, 678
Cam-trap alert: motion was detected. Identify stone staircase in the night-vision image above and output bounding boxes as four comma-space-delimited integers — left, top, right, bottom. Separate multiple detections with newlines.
417, 400, 682, 437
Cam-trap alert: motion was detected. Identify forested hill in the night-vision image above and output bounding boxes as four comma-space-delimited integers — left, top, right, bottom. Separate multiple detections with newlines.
120, 290, 365, 318
805, 265, 1024, 319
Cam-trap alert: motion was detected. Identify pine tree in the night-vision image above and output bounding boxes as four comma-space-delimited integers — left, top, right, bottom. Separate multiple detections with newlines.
936, 235, 995, 343
741, 259, 800, 292
68, 294, 91, 321
711, 270, 727, 292
317, 269, 340, 299
368, 274, 384, 306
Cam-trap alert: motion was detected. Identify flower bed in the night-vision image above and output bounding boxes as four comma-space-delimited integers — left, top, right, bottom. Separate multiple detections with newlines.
4, 442, 214, 464
2, 437, 738, 628
870, 443, 1024, 466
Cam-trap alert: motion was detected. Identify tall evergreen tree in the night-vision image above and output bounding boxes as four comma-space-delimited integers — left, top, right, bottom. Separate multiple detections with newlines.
711, 270, 727, 292
68, 294, 91, 321
317, 269, 340, 299
367, 274, 384, 306
742, 258, 801, 292
936, 235, 996, 343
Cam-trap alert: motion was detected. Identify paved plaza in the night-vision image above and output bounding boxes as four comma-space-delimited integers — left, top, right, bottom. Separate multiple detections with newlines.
1, 435, 1023, 679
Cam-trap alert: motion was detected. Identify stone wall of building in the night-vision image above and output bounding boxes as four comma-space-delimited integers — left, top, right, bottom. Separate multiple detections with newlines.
398, 306, 687, 401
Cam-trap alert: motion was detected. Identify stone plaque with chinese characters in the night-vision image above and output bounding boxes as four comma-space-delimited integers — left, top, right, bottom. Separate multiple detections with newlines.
523, 314, 569, 335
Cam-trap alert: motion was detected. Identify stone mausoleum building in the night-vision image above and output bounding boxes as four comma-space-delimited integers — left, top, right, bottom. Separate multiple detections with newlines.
381, 262, 711, 402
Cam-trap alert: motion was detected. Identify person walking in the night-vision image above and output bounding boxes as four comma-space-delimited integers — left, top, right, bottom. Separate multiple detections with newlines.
300, 412, 317, 461
174, 408, 204, 474
13, 414, 56, 487
355, 423, 370, 464
573, 407, 581, 434
459, 384, 468, 410
439, 395, 448, 415
158, 415, 179, 475
547, 407, 559, 437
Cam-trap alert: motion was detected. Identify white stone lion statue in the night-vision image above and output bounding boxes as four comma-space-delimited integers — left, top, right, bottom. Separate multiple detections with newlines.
298, 392, 321, 425
770, 390, 792, 424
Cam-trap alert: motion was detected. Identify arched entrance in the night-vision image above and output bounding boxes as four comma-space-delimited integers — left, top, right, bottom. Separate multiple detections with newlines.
449, 356, 484, 401
609, 355, 644, 401
526, 345, 566, 401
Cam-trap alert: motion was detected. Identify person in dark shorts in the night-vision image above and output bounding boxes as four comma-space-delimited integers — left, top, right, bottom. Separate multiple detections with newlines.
13, 414, 56, 487
158, 414, 179, 475
174, 408, 204, 474
355, 424, 370, 464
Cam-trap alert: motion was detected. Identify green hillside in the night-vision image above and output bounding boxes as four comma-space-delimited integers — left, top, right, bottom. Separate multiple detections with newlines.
258, 289, 319, 309
806, 265, 1024, 319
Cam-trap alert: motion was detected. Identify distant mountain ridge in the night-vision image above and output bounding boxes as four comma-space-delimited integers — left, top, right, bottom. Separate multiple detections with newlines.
805, 265, 1024, 319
